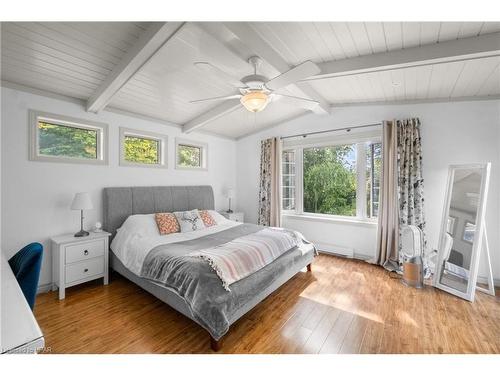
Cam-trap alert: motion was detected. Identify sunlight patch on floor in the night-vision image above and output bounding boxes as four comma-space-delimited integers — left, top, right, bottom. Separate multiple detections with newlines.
299, 293, 384, 324
397, 310, 419, 328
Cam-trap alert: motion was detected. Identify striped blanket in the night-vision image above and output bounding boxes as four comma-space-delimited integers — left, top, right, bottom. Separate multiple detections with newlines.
189, 227, 311, 291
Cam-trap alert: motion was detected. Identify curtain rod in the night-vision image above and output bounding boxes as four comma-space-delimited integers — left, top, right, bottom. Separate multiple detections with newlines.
280, 122, 382, 140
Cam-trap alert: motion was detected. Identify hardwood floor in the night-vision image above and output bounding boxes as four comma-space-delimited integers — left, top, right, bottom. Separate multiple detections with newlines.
34, 254, 500, 354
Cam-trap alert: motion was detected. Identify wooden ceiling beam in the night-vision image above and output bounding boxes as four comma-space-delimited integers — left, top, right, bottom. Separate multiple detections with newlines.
87, 22, 185, 113
183, 99, 242, 134
308, 32, 500, 81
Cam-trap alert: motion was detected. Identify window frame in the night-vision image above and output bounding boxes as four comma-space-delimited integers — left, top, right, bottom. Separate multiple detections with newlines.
29, 110, 108, 165
175, 138, 208, 171
119, 127, 168, 169
281, 131, 381, 223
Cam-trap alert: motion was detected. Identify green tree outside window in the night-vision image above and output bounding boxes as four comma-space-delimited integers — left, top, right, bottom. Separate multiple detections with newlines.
38, 122, 97, 159
124, 136, 159, 164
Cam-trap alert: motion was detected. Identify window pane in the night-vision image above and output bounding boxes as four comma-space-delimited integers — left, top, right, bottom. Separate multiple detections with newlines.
366, 142, 382, 218
38, 121, 97, 159
303, 144, 357, 216
124, 135, 159, 164
282, 150, 296, 210
178, 144, 201, 167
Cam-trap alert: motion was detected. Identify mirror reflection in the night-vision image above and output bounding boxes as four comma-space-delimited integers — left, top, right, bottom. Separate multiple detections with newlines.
438, 168, 482, 293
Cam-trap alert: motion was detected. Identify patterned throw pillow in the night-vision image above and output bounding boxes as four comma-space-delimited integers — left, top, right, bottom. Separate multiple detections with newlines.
155, 213, 180, 235
199, 210, 216, 227
174, 209, 206, 232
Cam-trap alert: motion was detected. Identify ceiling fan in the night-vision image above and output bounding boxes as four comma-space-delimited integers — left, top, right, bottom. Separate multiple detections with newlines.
191, 56, 321, 113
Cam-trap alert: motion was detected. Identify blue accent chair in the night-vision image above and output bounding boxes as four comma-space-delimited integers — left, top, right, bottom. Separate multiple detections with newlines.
8, 243, 43, 310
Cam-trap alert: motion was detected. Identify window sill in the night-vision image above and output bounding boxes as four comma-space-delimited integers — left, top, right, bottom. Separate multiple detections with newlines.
282, 213, 378, 227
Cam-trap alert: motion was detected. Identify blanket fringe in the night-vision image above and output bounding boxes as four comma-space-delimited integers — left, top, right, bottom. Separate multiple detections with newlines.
195, 254, 231, 292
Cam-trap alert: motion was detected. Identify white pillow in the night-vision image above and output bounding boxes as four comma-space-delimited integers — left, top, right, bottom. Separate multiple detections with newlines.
116, 214, 159, 237
174, 209, 206, 232
207, 210, 229, 225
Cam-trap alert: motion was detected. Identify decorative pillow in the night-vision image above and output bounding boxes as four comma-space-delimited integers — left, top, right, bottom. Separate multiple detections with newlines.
155, 213, 180, 235
174, 209, 206, 232
199, 210, 216, 227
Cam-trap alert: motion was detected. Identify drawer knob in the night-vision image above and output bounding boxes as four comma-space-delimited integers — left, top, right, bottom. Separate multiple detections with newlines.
84, 250, 89, 255
84, 268, 88, 273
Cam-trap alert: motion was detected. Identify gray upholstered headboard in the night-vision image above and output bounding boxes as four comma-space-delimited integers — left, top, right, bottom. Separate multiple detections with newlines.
103, 185, 215, 238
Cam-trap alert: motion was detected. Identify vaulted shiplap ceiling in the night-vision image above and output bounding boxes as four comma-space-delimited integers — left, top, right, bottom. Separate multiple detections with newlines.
1, 22, 499, 139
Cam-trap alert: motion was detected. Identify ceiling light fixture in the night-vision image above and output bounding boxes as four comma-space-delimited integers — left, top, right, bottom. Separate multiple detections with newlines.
240, 90, 269, 113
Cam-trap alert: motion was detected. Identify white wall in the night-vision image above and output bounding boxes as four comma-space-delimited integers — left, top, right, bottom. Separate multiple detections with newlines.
1, 87, 237, 287
236, 100, 500, 278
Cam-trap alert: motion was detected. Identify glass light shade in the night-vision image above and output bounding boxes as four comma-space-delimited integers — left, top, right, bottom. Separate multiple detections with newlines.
71, 192, 93, 210
226, 188, 235, 199
240, 91, 269, 113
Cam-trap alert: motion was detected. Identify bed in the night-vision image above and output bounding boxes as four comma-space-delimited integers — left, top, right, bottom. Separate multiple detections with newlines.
103, 185, 315, 351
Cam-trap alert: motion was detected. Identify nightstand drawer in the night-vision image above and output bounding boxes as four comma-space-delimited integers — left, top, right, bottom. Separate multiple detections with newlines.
65, 257, 104, 284
65, 239, 105, 264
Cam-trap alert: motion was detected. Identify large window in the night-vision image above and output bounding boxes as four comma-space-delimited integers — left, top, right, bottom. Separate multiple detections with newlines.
175, 139, 208, 170
119, 128, 167, 168
29, 110, 108, 165
282, 135, 381, 221
303, 144, 357, 216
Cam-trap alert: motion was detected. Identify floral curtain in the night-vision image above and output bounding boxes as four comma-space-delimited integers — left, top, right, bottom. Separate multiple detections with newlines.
376, 118, 428, 275
258, 137, 282, 227
397, 118, 429, 275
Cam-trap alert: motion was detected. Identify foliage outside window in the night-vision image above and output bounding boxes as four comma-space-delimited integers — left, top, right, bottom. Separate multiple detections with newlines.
175, 139, 207, 170
30, 110, 108, 165
178, 144, 201, 168
119, 128, 167, 168
303, 144, 357, 216
282, 137, 381, 221
38, 122, 98, 159
124, 135, 160, 164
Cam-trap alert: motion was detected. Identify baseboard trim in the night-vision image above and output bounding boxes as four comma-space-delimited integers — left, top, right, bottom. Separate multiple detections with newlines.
477, 276, 500, 287
315, 243, 354, 258
317, 247, 372, 262
37, 283, 52, 294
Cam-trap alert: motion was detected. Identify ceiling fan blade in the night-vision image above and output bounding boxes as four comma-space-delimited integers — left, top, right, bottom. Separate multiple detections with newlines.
194, 62, 245, 88
266, 61, 321, 91
190, 94, 242, 104
272, 94, 319, 111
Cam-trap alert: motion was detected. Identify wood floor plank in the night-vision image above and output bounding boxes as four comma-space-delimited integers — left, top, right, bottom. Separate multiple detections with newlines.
34, 254, 500, 354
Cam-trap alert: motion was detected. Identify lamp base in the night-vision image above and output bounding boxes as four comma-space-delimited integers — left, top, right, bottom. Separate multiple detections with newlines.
74, 230, 90, 237
226, 209, 234, 213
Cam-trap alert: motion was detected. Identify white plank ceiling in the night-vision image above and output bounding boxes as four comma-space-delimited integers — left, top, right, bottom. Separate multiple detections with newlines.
2, 22, 500, 139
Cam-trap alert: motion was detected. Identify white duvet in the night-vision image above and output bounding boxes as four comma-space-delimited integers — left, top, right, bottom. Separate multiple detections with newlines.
110, 210, 242, 276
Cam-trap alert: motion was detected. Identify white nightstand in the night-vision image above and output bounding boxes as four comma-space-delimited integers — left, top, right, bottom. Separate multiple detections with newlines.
219, 211, 244, 222
51, 231, 111, 300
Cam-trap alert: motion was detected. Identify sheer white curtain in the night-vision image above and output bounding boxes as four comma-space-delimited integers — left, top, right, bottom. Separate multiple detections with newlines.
258, 137, 282, 227
375, 121, 399, 270
375, 118, 427, 273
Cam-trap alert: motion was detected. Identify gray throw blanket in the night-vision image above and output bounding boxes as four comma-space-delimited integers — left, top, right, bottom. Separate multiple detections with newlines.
140, 224, 315, 340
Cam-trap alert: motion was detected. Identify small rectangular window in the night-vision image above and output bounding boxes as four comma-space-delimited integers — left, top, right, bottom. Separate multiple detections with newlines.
175, 139, 207, 170
282, 150, 296, 211
29, 110, 108, 165
119, 128, 167, 168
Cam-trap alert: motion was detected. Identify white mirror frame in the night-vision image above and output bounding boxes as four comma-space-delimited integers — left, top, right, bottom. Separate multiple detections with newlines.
433, 163, 491, 302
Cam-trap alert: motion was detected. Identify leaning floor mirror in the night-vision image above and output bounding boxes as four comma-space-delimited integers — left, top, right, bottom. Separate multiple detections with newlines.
434, 163, 493, 302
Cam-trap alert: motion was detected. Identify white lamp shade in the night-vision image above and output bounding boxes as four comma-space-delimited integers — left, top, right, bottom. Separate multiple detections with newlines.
71, 192, 93, 210
226, 188, 235, 199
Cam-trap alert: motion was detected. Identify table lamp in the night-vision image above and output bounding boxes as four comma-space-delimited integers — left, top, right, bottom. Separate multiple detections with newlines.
226, 188, 234, 213
71, 192, 93, 237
